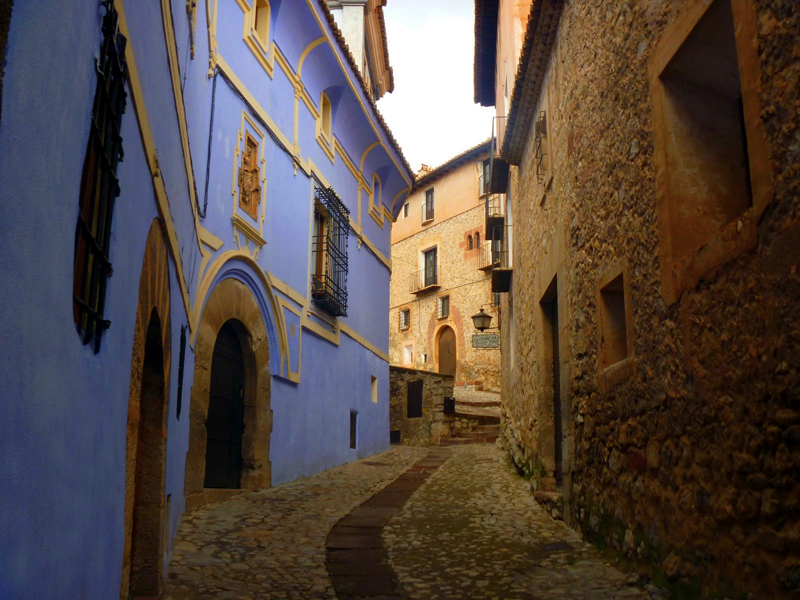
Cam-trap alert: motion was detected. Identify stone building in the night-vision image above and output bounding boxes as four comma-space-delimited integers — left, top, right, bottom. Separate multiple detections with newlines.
476, 0, 800, 596
389, 141, 502, 391
0, 0, 411, 597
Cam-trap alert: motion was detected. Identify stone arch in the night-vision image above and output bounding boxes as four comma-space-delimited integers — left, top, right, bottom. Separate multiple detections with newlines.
435, 324, 458, 377
185, 277, 272, 511
121, 219, 172, 599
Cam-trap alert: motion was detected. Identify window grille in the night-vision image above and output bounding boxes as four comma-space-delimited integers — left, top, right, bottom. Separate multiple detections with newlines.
400, 309, 410, 330
437, 295, 450, 319
73, 0, 128, 352
349, 411, 358, 449
311, 186, 350, 317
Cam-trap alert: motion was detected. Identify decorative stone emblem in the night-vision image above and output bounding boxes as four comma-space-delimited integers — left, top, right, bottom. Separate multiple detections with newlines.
238, 133, 261, 220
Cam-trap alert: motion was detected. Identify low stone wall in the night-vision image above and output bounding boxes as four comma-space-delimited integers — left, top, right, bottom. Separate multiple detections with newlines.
390, 366, 454, 446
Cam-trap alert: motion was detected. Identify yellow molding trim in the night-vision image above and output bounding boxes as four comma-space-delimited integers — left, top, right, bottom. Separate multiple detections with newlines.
297, 37, 326, 77
199, 226, 224, 251
232, 214, 267, 246
115, 0, 193, 331
266, 272, 307, 306
231, 111, 269, 243
302, 312, 340, 345
303, 0, 411, 187
159, 0, 202, 249
340, 322, 389, 362
193, 250, 290, 376
391, 187, 410, 211
359, 140, 381, 172
277, 296, 302, 382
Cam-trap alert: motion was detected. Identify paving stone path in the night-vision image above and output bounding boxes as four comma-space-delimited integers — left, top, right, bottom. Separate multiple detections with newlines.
163, 447, 427, 599
164, 443, 654, 599
384, 444, 650, 600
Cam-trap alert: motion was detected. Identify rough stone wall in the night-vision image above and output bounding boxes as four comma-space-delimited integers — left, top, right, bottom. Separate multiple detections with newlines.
500, 0, 800, 597
389, 366, 454, 446
390, 203, 501, 391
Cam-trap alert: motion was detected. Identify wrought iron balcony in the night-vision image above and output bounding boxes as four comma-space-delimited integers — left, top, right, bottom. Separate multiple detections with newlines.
477, 240, 500, 271
485, 193, 506, 239
490, 225, 513, 293
410, 264, 440, 294
489, 115, 509, 194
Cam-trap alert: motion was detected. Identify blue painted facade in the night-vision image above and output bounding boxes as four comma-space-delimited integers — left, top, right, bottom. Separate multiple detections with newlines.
0, 0, 412, 596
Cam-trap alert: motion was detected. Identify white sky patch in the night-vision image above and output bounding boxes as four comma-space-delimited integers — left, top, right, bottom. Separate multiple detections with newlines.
377, 0, 496, 172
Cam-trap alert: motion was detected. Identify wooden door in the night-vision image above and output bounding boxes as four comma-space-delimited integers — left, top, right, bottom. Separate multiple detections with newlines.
204, 321, 245, 489
438, 326, 457, 377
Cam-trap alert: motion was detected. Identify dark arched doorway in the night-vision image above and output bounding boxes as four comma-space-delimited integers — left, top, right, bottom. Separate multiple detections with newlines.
438, 326, 457, 377
204, 320, 246, 489
128, 310, 167, 597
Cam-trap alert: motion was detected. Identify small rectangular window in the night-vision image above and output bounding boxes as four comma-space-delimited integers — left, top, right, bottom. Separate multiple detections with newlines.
402, 344, 413, 366
437, 295, 450, 319
371, 375, 378, 404
407, 380, 423, 418
598, 273, 629, 369
403, 203, 409, 218
400, 308, 410, 330
320, 92, 332, 141
423, 189, 435, 222
482, 159, 491, 195
349, 411, 357, 449
254, 0, 270, 46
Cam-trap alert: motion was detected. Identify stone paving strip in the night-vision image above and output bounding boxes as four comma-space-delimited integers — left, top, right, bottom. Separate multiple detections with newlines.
163, 446, 427, 600
384, 444, 654, 600
326, 448, 451, 599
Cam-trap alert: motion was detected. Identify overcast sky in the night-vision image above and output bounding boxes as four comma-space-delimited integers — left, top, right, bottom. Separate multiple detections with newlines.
377, 0, 495, 173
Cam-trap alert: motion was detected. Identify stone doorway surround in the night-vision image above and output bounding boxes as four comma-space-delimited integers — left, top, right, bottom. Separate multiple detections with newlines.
121, 219, 172, 599
184, 277, 272, 511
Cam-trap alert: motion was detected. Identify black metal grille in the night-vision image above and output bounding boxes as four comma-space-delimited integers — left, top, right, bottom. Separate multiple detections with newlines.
311, 186, 350, 317
73, 0, 127, 352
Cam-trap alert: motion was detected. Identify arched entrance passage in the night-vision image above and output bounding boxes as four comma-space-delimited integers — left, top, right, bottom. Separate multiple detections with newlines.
121, 219, 171, 599
204, 320, 246, 489
437, 325, 457, 377
185, 278, 272, 511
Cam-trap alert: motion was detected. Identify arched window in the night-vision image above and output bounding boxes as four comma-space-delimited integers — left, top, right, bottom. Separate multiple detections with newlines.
467, 234, 473, 250
476, 232, 481, 247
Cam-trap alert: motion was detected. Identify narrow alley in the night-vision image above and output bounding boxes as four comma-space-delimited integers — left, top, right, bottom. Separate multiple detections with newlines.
164, 443, 651, 599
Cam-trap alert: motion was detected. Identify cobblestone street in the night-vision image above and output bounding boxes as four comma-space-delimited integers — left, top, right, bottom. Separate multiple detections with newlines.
163, 443, 653, 599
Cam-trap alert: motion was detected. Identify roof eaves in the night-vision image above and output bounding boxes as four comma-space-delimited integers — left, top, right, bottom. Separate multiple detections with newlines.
500, 0, 563, 165
315, 0, 412, 179
473, 0, 499, 106
413, 139, 491, 190
376, 1, 395, 93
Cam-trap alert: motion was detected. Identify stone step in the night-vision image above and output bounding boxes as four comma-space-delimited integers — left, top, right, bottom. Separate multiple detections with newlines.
441, 434, 499, 446
452, 426, 500, 438
453, 410, 500, 424
455, 398, 501, 408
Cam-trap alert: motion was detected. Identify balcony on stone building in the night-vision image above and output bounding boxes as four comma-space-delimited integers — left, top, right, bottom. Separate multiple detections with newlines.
485, 193, 506, 239
490, 225, 513, 293
477, 240, 499, 271
410, 263, 440, 294
488, 115, 509, 194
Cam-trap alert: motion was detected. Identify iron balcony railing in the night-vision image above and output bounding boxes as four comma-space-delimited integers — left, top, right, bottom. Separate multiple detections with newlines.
477, 240, 499, 270
311, 186, 350, 317
488, 115, 509, 194
486, 193, 506, 220
491, 225, 513, 293
410, 263, 439, 293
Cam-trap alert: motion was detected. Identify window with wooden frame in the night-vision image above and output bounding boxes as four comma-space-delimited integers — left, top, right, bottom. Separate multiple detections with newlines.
651, 0, 771, 304
399, 308, 410, 330
437, 295, 450, 319
311, 186, 349, 317
482, 158, 491, 195
422, 247, 438, 288
422, 188, 434, 222
253, 0, 270, 47
73, 0, 128, 353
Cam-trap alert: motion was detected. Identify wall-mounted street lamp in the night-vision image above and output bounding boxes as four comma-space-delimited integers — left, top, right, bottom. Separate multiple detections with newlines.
471, 307, 498, 332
